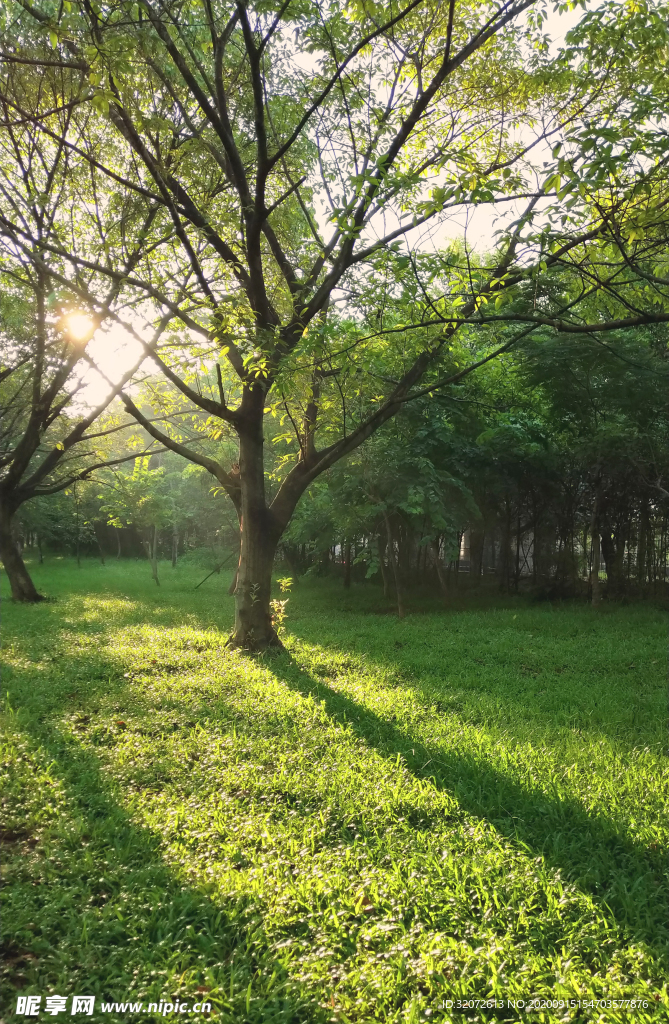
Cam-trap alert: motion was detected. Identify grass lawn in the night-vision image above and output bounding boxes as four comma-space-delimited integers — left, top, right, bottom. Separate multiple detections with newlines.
1, 557, 668, 1023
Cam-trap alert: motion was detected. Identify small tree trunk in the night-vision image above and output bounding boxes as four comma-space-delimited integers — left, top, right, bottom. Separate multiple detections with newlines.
343, 541, 352, 589
588, 480, 602, 606
152, 525, 160, 584
601, 527, 625, 599
532, 500, 538, 584
37, 536, 44, 564
171, 524, 178, 568
93, 525, 105, 566
143, 525, 160, 585
383, 512, 405, 619
591, 530, 601, 606
500, 504, 512, 592
73, 481, 81, 567
430, 541, 448, 596
378, 533, 391, 598
637, 504, 648, 586
0, 502, 44, 602
116, 530, 122, 559
469, 529, 484, 587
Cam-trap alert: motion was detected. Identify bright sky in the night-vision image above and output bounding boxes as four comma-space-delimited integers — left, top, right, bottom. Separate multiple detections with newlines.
78, 322, 146, 409
77, 2, 588, 410
447, 1, 586, 250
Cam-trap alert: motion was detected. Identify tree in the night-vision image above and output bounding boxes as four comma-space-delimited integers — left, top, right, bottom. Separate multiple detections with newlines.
9, 0, 669, 644
101, 460, 173, 584
0, 55, 165, 600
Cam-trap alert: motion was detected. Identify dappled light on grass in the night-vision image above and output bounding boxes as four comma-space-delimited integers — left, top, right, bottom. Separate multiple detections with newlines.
1, 560, 668, 1021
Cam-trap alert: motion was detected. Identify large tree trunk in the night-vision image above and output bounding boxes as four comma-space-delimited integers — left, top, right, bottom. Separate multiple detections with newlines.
0, 502, 44, 602
230, 419, 282, 650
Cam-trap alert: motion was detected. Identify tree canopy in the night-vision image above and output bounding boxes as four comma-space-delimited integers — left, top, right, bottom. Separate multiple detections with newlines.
3, 0, 669, 641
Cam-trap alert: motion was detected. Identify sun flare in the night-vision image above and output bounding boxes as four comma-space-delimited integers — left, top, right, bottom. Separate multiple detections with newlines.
65, 312, 96, 344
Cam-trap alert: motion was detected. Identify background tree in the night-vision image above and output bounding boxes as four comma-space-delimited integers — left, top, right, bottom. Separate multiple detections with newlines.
101, 460, 174, 585
0, 56, 160, 599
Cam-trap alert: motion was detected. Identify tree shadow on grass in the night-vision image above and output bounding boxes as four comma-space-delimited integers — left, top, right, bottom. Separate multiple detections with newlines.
269, 653, 669, 963
286, 589, 666, 750
3, 594, 668, 1005
1, 703, 328, 1023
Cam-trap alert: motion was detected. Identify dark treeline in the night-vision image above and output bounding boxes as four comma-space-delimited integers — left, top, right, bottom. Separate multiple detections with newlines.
283, 453, 669, 603
279, 330, 669, 607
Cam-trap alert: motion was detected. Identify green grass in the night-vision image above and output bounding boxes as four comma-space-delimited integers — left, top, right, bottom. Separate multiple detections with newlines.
1, 556, 668, 1023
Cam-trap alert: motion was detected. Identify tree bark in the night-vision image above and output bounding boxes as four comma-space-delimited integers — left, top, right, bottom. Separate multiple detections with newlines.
227, 533, 242, 595
0, 502, 44, 602
229, 416, 282, 650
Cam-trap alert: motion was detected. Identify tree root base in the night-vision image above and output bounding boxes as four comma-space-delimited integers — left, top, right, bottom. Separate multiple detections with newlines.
225, 629, 286, 654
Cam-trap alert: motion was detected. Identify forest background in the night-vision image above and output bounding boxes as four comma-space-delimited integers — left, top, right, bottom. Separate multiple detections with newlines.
2, 0, 669, 626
